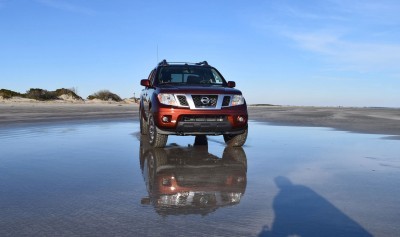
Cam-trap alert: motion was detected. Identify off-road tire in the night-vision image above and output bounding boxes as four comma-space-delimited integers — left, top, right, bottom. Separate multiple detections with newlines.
153, 148, 168, 168
139, 109, 147, 135
223, 127, 248, 147
222, 147, 247, 169
148, 114, 168, 148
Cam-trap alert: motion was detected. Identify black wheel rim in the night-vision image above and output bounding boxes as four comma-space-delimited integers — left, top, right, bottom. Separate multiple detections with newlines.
149, 117, 155, 143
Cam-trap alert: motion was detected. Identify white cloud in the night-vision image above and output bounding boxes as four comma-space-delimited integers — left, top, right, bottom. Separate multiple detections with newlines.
286, 32, 340, 54
36, 0, 96, 15
241, 0, 400, 74
329, 0, 400, 24
286, 31, 400, 72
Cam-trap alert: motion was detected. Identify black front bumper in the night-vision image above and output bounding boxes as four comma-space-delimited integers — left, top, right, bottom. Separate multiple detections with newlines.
157, 121, 247, 136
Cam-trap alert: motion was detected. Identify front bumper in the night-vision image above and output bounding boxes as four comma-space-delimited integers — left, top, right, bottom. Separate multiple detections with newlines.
153, 104, 248, 136
157, 122, 247, 135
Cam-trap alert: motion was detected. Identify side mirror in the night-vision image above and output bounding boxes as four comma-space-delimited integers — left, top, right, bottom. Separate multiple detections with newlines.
227, 81, 236, 88
140, 79, 151, 87
141, 197, 150, 205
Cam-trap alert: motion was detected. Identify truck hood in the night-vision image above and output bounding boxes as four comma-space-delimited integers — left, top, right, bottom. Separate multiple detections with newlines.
157, 86, 242, 95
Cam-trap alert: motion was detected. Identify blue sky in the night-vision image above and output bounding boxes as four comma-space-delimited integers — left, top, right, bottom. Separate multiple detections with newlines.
1, 0, 399, 106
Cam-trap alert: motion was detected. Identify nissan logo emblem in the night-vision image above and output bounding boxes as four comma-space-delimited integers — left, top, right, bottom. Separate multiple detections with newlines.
200, 97, 210, 105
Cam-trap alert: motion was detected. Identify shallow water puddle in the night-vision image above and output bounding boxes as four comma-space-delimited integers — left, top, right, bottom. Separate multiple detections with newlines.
0, 121, 399, 236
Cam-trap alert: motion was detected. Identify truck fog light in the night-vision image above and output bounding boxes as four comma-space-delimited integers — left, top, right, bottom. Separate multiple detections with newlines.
162, 178, 172, 186
237, 116, 245, 122
162, 115, 171, 123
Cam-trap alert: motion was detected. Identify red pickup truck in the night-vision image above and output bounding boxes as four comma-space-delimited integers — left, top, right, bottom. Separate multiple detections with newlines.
140, 60, 248, 148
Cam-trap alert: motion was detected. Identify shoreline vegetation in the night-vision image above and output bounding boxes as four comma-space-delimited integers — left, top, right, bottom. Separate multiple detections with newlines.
0, 88, 138, 104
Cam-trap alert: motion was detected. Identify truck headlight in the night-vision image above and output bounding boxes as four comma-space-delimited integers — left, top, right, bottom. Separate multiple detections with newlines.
158, 93, 178, 106
228, 192, 242, 203
231, 95, 245, 106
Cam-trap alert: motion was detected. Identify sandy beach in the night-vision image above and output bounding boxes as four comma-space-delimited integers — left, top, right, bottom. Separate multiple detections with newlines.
1, 102, 399, 237
1, 102, 399, 138
0, 102, 138, 127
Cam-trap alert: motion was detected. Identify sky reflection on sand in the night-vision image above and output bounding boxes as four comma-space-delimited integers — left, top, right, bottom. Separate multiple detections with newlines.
0, 121, 399, 236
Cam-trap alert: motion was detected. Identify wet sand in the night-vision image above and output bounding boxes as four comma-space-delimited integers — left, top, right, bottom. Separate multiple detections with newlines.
1, 103, 400, 138
248, 106, 400, 138
1, 105, 399, 236
0, 103, 138, 127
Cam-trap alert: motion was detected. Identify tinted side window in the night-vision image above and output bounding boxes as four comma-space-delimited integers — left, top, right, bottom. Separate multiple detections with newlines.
211, 69, 223, 84
148, 69, 156, 85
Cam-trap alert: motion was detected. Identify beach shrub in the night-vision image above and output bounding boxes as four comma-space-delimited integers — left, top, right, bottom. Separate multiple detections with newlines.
87, 90, 122, 102
1, 88, 83, 101
25, 88, 58, 101
54, 88, 83, 100
0, 89, 23, 99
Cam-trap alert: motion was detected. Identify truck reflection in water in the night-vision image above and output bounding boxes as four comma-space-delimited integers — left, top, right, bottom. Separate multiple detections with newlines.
139, 136, 247, 216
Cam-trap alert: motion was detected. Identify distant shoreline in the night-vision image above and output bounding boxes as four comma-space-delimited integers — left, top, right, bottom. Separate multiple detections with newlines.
248, 106, 400, 139
1, 102, 399, 139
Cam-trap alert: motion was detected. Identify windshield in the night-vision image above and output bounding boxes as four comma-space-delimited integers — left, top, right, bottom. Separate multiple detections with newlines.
156, 66, 226, 86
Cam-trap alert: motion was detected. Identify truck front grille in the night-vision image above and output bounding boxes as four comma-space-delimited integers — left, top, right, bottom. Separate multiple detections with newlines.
172, 94, 237, 110
177, 95, 189, 106
191, 95, 218, 108
222, 96, 231, 106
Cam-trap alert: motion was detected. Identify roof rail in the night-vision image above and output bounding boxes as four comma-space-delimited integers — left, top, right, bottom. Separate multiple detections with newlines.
157, 60, 210, 67
158, 59, 168, 66
195, 61, 209, 66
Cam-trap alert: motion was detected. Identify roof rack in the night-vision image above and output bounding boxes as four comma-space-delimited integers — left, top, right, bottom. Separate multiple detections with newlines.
158, 59, 168, 66
195, 61, 209, 66
158, 60, 210, 67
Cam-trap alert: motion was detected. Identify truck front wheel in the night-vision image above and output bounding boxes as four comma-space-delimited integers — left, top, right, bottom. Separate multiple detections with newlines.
223, 128, 248, 147
139, 109, 147, 135
148, 114, 168, 148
